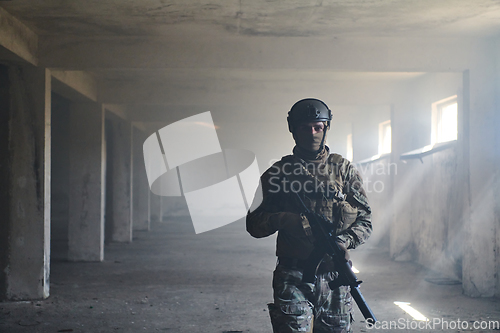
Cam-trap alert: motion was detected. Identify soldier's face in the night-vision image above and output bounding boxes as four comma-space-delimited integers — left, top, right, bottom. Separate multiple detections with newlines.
294, 121, 327, 152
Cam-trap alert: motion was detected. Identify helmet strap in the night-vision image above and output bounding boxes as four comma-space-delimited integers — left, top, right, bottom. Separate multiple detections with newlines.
318, 121, 328, 151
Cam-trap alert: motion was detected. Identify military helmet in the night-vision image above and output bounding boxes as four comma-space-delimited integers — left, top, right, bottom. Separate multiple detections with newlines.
287, 98, 332, 133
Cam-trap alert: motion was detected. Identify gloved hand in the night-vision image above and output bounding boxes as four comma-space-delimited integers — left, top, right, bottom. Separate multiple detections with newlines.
272, 212, 311, 238
336, 240, 350, 261
273, 212, 315, 260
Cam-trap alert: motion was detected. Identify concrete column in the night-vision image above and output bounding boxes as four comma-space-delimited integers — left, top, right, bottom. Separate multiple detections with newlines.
462, 51, 498, 297
160, 196, 166, 222
0, 64, 51, 300
496, 39, 500, 298
150, 193, 161, 223
50, 93, 71, 261
67, 103, 105, 261
106, 114, 132, 242
132, 126, 150, 231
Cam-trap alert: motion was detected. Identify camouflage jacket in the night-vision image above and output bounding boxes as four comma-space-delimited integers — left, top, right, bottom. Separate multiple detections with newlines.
246, 153, 372, 260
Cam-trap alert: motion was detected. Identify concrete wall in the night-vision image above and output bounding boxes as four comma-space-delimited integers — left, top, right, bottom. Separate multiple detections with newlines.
328, 46, 499, 297
67, 102, 105, 261
357, 158, 395, 249
388, 73, 465, 281
353, 105, 391, 162
51, 81, 106, 263
360, 67, 498, 296
404, 147, 463, 278
356, 72, 473, 284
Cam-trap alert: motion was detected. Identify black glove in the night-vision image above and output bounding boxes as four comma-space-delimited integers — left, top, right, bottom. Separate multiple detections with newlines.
272, 212, 311, 238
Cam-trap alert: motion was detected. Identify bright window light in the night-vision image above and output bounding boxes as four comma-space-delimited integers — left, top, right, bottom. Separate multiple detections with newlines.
378, 120, 391, 155
432, 96, 457, 144
394, 301, 429, 321
346, 134, 353, 162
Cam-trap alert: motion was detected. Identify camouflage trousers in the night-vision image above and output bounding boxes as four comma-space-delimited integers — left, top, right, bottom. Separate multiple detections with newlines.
268, 263, 353, 333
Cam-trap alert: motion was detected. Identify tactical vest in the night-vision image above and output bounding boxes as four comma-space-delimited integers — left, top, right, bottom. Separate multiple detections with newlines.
275, 153, 358, 236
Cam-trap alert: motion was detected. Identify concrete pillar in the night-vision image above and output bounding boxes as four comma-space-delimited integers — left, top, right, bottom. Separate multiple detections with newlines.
0, 64, 51, 300
106, 114, 132, 242
132, 126, 150, 231
462, 51, 498, 296
67, 103, 105, 261
50, 93, 71, 261
496, 39, 500, 298
160, 196, 166, 222
150, 193, 161, 223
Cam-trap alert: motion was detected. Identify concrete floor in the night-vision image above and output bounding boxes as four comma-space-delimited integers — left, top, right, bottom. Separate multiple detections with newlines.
1, 217, 499, 333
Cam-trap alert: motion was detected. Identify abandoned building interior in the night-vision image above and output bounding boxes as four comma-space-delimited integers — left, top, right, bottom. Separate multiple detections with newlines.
1, 1, 500, 332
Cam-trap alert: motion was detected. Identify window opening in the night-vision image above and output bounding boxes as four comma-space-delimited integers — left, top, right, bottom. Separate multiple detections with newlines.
378, 120, 392, 155
432, 95, 457, 144
346, 134, 353, 162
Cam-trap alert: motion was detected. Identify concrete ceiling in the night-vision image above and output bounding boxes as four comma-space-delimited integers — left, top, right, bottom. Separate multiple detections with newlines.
2, 0, 500, 38
1, 0, 500, 122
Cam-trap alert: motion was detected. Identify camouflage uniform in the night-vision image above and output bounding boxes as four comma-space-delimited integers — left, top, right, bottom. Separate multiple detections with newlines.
247, 151, 372, 333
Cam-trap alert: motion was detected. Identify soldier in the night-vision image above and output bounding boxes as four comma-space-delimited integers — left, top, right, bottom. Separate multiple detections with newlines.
246, 98, 372, 333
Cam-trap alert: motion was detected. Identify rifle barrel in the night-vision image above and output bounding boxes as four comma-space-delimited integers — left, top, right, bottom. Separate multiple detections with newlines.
351, 285, 377, 323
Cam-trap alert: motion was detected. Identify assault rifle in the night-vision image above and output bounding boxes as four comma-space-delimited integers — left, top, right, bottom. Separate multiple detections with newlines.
293, 190, 377, 324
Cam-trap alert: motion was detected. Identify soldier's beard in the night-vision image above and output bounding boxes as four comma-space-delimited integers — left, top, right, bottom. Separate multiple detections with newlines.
293, 131, 327, 153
